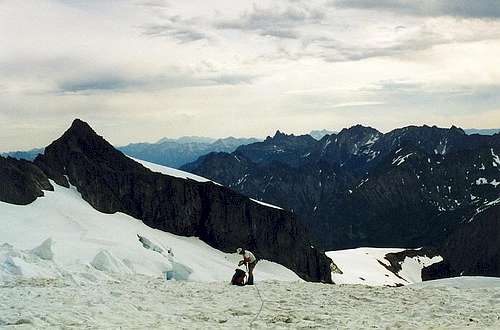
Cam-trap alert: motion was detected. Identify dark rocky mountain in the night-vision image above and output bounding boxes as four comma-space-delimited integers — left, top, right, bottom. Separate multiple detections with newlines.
1, 148, 44, 161
422, 202, 500, 280
118, 136, 260, 169
0, 119, 332, 283
0, 156, 53, 205
182, 125, 500, 254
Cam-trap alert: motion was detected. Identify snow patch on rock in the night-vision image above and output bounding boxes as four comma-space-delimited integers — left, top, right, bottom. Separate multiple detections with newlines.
129, 156, 219, 184
399, 255, 443, 283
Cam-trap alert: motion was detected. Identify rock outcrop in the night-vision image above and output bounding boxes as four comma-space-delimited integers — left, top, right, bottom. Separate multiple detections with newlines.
0, 156, 53, 205
423, 204, 500, 279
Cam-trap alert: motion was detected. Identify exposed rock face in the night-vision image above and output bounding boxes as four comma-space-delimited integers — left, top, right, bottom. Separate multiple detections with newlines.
183, 125, 500, 250
423, 204, 500, 279
33, 119, 332, 283
0, 156, 53, 205
233, 130, 317, 167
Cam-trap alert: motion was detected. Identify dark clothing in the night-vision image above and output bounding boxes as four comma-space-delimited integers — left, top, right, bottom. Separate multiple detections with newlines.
247, 260, 258, 285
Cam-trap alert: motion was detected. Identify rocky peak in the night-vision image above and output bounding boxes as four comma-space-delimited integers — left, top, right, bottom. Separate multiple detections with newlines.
273, 130, 287, 138
450, 125, 466, 135
236, 130, 318, 166
325, 125, 381, 157
34, 118, 138, 187
55, 119, 117, 155
264, 130, 284, 141
336, 125, 381, 145
339, 124, 380, 136
265, 130, 316, 144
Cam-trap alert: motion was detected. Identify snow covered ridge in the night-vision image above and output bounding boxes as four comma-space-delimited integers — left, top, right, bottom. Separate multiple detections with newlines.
326, 248, 442, 286
130, 156, 284, 210
130, 156, 217, 184
0, 181, 300, 283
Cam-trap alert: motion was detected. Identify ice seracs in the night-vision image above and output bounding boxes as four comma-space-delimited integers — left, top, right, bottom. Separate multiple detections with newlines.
30, 238, 54, 261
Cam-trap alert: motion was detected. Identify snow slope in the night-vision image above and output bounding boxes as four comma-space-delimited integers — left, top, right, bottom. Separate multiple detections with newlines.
327, 248, 442, 286
130, 156, 217, 184
0, 182, 300, 283
413, 276, 500, 289
1, 274, 499, 329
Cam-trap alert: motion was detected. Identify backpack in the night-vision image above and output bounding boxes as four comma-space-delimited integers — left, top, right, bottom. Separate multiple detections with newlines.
231, 269, 247, 286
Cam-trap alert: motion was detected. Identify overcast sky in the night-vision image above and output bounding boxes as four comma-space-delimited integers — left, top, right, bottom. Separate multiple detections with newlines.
1, 0, 500, 150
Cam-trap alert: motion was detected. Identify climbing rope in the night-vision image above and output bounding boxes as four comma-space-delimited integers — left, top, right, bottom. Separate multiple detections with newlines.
249, 283, 264, 329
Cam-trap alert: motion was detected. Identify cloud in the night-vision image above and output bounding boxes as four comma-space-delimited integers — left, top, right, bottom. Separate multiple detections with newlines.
137, 0, 170, 9
142, 15, 211, 43
58, 71, 257, 93
215, 3, 324, 39
2, 0, 500, 151
208, 74, 256, 85
363, 80, 500, 115
59, 76, 135, 93
332, 0, 500, 18
330, 101, 385, 108
208, 1, 500, 64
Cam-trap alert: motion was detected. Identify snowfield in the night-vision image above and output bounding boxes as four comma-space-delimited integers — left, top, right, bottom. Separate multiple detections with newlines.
0, 182, 299, 283
327, 248, 443, 286
1, 274, 500, 329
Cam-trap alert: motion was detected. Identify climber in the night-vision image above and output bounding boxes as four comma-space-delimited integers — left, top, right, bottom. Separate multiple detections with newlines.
236, 248, 258, 285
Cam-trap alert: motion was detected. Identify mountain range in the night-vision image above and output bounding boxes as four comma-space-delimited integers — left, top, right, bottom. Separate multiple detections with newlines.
182, 125, 500, 279
2, 128, 498, 165
117, 136, 261, 169
0, 148, 44, 161
1, 121, 499, 281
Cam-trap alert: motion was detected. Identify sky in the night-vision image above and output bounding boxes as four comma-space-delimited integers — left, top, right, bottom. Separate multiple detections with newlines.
1, 0, 500, 151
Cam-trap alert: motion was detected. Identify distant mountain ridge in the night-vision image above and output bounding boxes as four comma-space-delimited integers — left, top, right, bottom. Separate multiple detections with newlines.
118, 136, 261, 169
182, 125, 500, 259
3, 128, 496, 163
156, 136, 217, 144
464, 128, 500, 135
1, 148, 44, 161
310, 129, 336, 140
